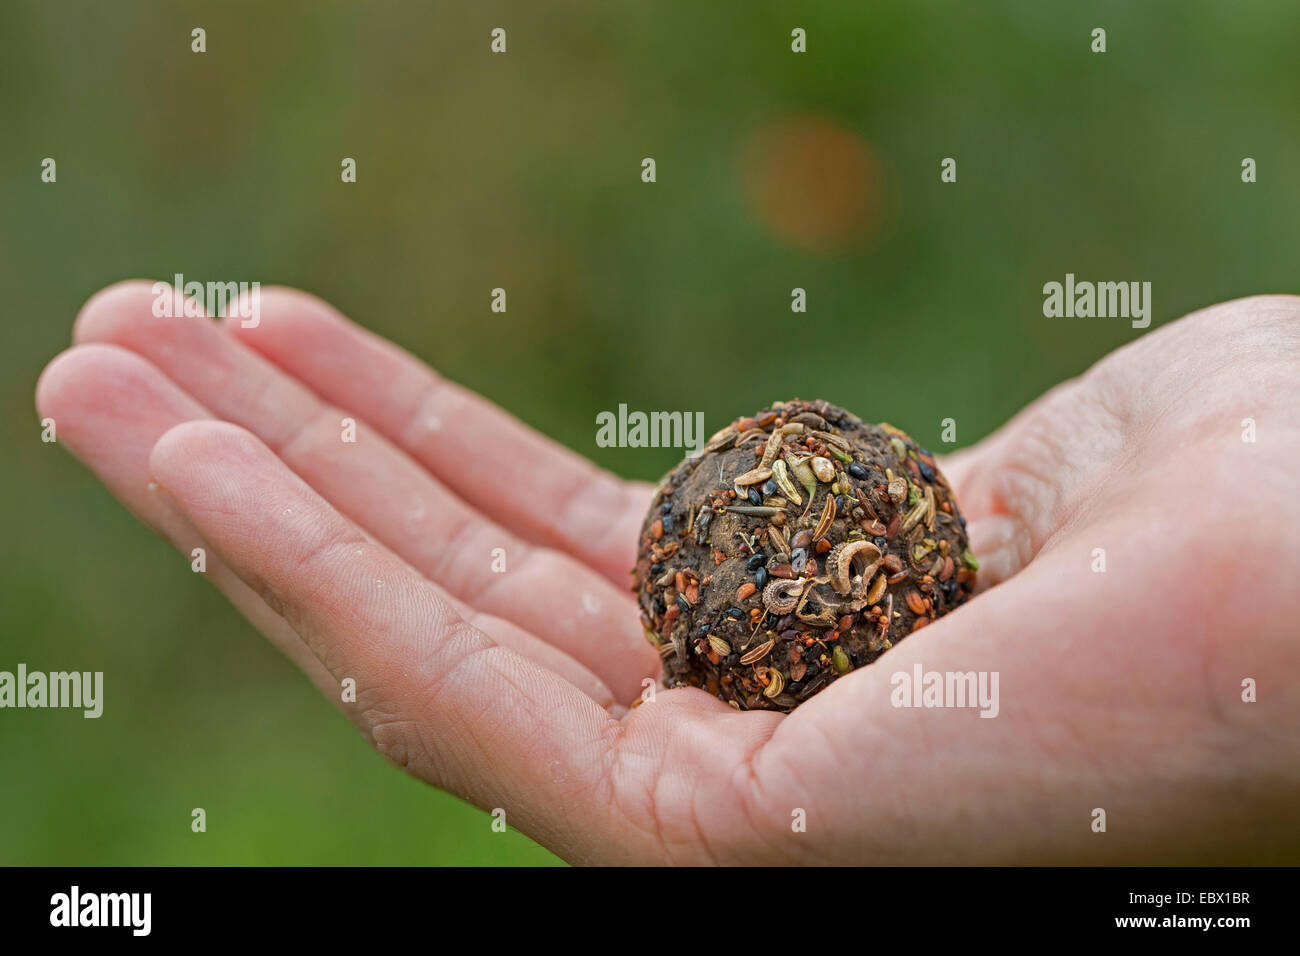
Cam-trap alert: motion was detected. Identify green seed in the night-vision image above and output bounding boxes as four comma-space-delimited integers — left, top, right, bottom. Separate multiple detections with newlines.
832, 645, 852, 674
962, 549, 980, 571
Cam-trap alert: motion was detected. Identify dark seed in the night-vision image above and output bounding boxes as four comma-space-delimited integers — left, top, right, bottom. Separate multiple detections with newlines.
661, 515, 674, 534
747, 487, 762, 506
653, 597, 667, 615
835, 494, 852, 514
746, 553, 769, 571
874, 536, 888, 549
726, 607, 744, 620
661, 502, 673, 514
919, 461, 936, 482
848, 462, 868, 479
696, 623, 711, 636
676, 594, 690, 614
754, 566, 769, 589
761, 479, 778, 496
650, 562, 664, 576
787, 681, 803, 694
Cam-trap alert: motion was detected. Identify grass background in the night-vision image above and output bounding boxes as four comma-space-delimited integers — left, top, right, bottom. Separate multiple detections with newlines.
1, 0, 1296, 864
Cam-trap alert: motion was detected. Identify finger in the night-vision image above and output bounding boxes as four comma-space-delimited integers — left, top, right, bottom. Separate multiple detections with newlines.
147, 419, 658, 858
39, 341, 615, 707
74, 281, 658, 701
219, 286, 649, 584
34, 344, 340, 695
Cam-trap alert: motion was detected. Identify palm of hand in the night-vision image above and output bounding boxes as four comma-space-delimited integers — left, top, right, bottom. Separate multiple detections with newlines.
37, 285, 1300, 863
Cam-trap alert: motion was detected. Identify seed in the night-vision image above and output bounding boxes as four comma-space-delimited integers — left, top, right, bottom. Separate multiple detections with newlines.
832, 645, 852, 674
747, 487, 762, 505
770, 512, 786, 527
887, 476, 907, 505
837, 614, 855, 631
734, 466, 773, 486
760, 430, 785, 468
768, 562, 793, 579
848, 462, 869, 480
901, 497, 927, 533
815, 538, 831, 555
890, 436, 907, 461
768, 525, 790, 555
736, 582, 757, 601
754, 566, 769, 589
708, 635, 732, 656
905, 590, 927, 615
650, 519, 663, 540
962, 549, 980, 570
883, 554, 904, 574
790, 661, 808, 682
939, 556, 954, 581
791, 530, 813, 549
724, 505, 783, 517
761, 479, 778, 496
740, 636, 776, 665
813, 494, 836, 542
786, 452, 818, 502
764, 668, 785, 698
866, 572, 887, 604
771, 459, 802, 505
810, 456, 835, 482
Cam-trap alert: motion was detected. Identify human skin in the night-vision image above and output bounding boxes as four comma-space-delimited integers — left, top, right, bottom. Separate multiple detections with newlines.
35, 284, 1300, 864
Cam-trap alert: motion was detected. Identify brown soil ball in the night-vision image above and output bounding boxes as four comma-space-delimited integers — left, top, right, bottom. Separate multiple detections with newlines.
633, 399, 977, 713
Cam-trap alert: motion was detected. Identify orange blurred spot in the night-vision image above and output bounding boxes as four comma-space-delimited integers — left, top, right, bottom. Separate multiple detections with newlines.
740, 115, 881, 254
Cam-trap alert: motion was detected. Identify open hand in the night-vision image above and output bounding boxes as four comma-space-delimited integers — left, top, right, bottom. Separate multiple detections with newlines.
36, 284, 1300, 863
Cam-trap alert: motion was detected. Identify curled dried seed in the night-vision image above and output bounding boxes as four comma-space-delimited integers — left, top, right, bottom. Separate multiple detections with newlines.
703, 427, 738, 454
734, 466, 773, 486
708, 635, 732, 657
924, 485, 936, 530
866, 572, 888, 605
826, 540, 883, 596
810, 456, 835, 482
813, 494, 837, 543
771, 459, 802, 505
739, 636, 776, 665
811, 429, 850, 451
764, 668, 785, 698
763, 578, 806, 614
768, 525, 790, 556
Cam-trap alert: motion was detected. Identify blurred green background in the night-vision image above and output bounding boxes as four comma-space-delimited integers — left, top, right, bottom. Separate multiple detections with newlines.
1, 0, 1296, 865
